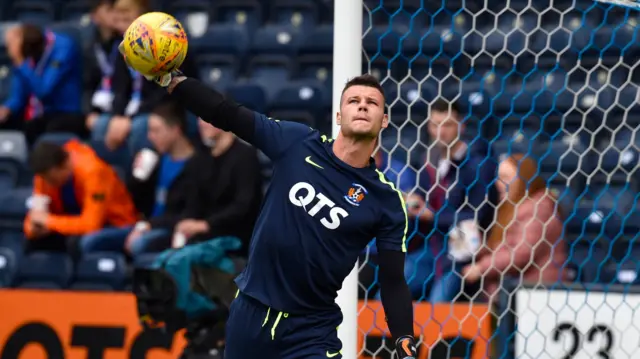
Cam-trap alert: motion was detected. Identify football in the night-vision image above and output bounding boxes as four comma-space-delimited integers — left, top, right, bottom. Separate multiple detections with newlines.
120, 12, 188, 77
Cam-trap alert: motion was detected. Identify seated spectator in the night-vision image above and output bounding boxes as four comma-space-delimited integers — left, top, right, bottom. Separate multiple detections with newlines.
462, 154, 567, 303
0, 24, 86, 145
24, 140, 138, 253
84, 0, 121, 129
80, 102, 207, 258
91, 0, 198, 157
406, 99, 498, 302
175, 119, 263, 257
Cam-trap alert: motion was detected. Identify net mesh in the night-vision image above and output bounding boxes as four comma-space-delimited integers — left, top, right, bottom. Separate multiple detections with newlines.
359, 0, 640, 358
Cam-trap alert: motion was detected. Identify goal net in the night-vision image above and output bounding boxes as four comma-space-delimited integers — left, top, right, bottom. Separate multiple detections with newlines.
358, 0, 640, 358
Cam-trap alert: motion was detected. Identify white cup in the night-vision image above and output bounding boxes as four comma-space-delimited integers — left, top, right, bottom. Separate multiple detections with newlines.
132, 148, 159, 181
29, 194, 51, 212
172, 232, 186, 248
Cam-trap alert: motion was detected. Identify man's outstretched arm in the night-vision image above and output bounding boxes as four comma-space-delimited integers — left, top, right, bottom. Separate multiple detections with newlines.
163, 74, 310, 160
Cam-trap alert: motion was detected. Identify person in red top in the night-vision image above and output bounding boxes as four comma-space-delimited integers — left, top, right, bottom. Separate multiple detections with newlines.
24, 139, 138, 252
462, 154, 567, 303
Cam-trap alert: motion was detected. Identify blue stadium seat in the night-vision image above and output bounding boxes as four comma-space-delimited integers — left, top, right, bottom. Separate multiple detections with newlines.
133, 252, 160, 268
190, 24, 249, 61
565, 242, 609, 283
60, 1, 93, 23
13, 1, 55, 24
0, 247, 17, 287
593, 25, 640, 59
211, 0, 262, 34
71, 252, 127, 291
197, 55, 237, 92
270, 0, 318, 31
169, 1, 212, 36
0, 131, 28, 190
297, 25, 332, 90
0, 187, 32, 226
599, 128, 639, 177
249, 26, 303, 79
226, 82, 268, 114
36, 132, 78, 146
15, 251, 73, 289
565, 203, 623, 242
0, 230, 25, 257
269, 81, 326, 127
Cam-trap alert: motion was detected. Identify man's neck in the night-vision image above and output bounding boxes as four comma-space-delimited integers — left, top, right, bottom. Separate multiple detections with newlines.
211, 133, 235, 157
332, 134, 375, 168
169, 138, 194, 160
98, 27, 112, 43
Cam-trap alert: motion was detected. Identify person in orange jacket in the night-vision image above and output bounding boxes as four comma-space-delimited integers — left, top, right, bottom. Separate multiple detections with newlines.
24, 139, 138, 252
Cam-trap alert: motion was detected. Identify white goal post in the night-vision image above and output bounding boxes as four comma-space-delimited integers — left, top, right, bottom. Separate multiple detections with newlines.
332, 1, 363, 359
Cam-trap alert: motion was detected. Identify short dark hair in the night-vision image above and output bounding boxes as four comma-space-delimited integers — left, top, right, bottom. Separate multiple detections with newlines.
151, 101, 188, 133
430, 98, 462, 119
341, 74, 385, 100
29, 142, 69, 174
21, 24, 46, 60
91, 0, 115, 11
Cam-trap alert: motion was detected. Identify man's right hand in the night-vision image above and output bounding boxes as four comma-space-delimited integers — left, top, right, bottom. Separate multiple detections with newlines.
105, 116, 131, 150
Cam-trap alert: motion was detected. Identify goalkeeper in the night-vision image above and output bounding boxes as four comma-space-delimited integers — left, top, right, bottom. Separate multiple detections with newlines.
127, 57, 417, 357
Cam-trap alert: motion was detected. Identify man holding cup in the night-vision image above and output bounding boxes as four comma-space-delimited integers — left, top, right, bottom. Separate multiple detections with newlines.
25, 139, 138, 252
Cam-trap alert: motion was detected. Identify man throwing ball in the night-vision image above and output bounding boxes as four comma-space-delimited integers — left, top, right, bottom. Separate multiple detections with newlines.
126, 55, 417, 357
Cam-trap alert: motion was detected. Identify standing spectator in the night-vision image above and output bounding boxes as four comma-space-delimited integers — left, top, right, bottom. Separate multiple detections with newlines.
174, 119, 263, 257
85, 0, 121, 130
407, 99, 498, 302
24, 140, 138, 253
0, 24, 85, 145
80, 102, 207, 258
462, 154, 567, 303
91, 0, 198, 157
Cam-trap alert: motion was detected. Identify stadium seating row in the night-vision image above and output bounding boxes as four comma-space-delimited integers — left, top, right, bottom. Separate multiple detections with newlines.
3, 243, 640, 289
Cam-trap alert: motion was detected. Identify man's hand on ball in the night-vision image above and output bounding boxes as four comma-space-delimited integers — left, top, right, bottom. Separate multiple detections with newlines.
395, 336, 417, 359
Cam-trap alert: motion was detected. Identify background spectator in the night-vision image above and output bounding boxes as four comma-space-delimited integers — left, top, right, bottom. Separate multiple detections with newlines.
91, 0, 199, 159
176, 119, 263, 257
0, 24, 85, 145
406, 99, 498, 302
25, 140, 138, 253
463, 154, 567, 303
80, 102, 205, 258
84, 0, 120, 131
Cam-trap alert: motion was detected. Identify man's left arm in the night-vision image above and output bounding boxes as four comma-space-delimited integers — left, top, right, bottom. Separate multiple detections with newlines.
16, 43, 75, 99
45, 168, 109, 235
375, 191, 417, 358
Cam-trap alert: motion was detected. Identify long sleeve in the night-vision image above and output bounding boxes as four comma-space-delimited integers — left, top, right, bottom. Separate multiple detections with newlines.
477, 198, 560, 279
111, 55, 132, 116
378, 249, 414, 341
4, 69, 29, 113
45, 168, 110, 235
170, 78, 312, 161
204, 149, 261, 229
16, 45, 75, 100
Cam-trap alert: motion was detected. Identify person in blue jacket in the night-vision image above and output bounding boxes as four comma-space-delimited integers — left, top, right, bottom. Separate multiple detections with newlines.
0, 24, 86, 145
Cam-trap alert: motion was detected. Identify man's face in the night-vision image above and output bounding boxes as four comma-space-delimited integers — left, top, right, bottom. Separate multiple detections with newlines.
5, 26, 23, 59
113, 5, 139, 34
427, 110, 463, 148
148, 115, 181, 154
337, 85, 388, 139
41, 163, 73, 187
198, 118, 224, 146
92, 3, 114, 29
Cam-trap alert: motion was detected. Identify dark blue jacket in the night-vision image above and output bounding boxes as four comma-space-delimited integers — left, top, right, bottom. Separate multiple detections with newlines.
4, 31, 82, 116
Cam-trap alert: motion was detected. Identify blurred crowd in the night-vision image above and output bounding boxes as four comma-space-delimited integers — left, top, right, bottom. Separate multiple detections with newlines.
0, 0, 571, 306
